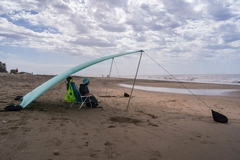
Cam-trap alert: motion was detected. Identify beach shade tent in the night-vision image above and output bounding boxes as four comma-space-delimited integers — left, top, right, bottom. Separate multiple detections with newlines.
18, 50, 143, 109
6, 49, 228, 124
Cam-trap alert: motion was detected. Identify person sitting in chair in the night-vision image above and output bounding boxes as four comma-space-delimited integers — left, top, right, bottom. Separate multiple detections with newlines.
79, 78, 100, 108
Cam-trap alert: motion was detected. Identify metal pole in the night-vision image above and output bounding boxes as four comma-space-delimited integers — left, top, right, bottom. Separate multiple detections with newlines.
104, 58, 114, 101
126, 51, 143, 111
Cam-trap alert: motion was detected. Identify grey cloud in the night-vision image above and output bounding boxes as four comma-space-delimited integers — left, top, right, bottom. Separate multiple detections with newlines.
89, 1, 129, 31
162, 0, 197, 18
89, 0, 128, 8
126, 20, 146, 32
214, 11, 234, 21
36, 0, 53, 8
52, 2, 69, 10
198, 51, 215, 59
72, 20, 90, 34
136, 36, 146, 42
204, 44, 233, 50
222, 34, 240, 43
154, 37, 167, 46
0, 1, 36, 14
126, 16, 164, 32
218, 24, 237, 32
149, 24, 164, 31
71, 37, 116, 47
99, 24, 126, 32
0, 33, 26, 40
132, 24, 146, 32
207, 2, 236, 21
217, 25, 240, 44
169, 21, 181, 29
215, 24, 240, 43
182, 33, 196, 42
0, 5, 4, 13
140, 3, 150, 12
169, 46, 184, 53
127, 1, 187, 33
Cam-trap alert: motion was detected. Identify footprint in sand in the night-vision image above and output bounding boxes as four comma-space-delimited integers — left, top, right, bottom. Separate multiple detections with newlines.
61, 129, 67, 134
89, 153, 98, 158
131, 140, 137, 145
104, 142, 121, 158
0, 131, 9, 135
21, 127, 32, 133
200, 140, 216, 144
39, 126, 49, 132
89, 148, 101, 158
70, 119, 79, 127
144, 149, 162, 159
45, 138, 63, 147
70, 138, 76, 144
108, 125, 116, 128
17, 142, 27, 150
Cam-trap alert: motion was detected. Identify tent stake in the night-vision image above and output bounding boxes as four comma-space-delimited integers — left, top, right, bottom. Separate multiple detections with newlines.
126, 51, 143, 111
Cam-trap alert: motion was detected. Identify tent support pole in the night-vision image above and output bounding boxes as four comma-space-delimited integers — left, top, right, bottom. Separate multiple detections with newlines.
104, 58, 114, 101
126, 51, 143, 111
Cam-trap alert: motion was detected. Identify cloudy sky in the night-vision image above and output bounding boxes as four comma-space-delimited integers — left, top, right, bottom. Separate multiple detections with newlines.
0, 0, 239, 76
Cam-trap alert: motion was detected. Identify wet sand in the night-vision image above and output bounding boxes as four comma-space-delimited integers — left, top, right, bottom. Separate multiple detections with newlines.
0, 73, 240, 160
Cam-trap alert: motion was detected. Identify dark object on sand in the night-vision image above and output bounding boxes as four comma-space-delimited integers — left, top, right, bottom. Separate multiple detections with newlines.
212, 110, 228, 123
124, 93, 130, 97
14, 96, 23, 100
4, 104, 23, 111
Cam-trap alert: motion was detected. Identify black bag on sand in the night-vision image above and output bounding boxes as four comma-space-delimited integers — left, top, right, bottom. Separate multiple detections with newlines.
4, 104, 23, 111
124, 93, 130, 97
212, 110, 228, 123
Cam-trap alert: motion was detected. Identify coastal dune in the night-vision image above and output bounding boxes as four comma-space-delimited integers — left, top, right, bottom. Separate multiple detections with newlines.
0, 73, 240, 160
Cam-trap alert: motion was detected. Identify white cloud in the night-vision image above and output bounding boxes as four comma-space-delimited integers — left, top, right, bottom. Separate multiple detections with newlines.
0, 0, 239, 75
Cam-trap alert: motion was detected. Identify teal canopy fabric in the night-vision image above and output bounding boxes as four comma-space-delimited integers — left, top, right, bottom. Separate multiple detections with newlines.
20, 50, 143, 108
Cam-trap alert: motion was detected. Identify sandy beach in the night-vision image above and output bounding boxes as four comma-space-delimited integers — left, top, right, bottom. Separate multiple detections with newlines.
0, 73, 240, 160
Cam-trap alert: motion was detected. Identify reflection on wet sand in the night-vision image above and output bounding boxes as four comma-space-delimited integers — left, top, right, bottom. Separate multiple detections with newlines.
119, 84, 239, 97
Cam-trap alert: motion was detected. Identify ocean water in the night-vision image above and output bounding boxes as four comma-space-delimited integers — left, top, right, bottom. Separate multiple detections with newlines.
124, 74, 240, 85
119, 74, 240, 96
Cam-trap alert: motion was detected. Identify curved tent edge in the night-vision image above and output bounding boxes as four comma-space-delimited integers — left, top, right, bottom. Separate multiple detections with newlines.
20, 50, 143, 108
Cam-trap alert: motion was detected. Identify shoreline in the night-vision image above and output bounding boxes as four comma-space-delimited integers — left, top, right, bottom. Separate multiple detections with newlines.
119, 83, 240, 97
1, 72, 240, 87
